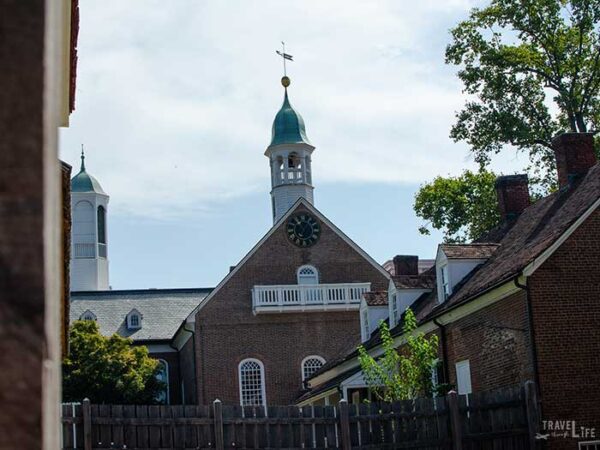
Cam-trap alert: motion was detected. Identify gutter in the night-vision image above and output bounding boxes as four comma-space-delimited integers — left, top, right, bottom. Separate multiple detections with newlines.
169, 332, 183, 405
171, 320, 197, 405
432, 318, 449, 384
513, 274, 541, 393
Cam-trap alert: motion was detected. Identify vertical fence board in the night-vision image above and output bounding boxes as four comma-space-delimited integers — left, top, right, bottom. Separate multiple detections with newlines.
184, 405, 197, 448
136, 405, 149, 449
148, 405, 161, 448
122, 405, 137, 448
213, 400, 224, 450
110, 405, 124, 448
159, 406, 172, 448
62, 404, 73, 450
82, 400, 92, 450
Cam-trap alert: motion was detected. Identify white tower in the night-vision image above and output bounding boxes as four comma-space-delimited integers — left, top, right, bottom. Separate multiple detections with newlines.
266, 77, 315, 223
70, 150, 110, 291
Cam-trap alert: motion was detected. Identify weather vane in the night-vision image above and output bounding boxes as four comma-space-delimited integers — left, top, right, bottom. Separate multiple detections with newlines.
276, 41, 293, 87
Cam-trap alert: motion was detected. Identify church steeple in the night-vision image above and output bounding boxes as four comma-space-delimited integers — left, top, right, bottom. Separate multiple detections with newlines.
266, 77, 315, 223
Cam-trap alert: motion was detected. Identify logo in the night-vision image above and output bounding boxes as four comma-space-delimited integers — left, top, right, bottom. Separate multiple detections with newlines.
537, 420, 596, 440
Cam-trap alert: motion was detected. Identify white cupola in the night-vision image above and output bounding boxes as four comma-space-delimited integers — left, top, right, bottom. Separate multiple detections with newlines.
266, 77, 315, 223
70, 149, 110, 291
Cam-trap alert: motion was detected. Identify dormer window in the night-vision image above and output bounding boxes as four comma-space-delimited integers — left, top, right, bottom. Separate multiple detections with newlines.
297, 265, 319, 285
126, 309, 142, 330
80, 310, 96, 321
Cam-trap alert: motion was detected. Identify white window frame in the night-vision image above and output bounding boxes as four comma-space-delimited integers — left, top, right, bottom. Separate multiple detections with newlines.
301, 355, 326, 383
361, 308, 370, 341
155, 359, 170, 404
455, 360, 472, 395
80, 310, 97, 321
238, 358, 267, 407
297, 265, 319, 285
391, 293, 399, 326
126, 309, 142, 330
440, 265, 451, 300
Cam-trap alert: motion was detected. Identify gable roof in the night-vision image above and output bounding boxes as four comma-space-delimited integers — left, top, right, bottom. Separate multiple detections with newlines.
439, 243, 499, 260
363, 291, 388, 307
190, 198, 391, 318
70, 288, 212, 341
298, 164, 599, 402
429, 163, 600, 314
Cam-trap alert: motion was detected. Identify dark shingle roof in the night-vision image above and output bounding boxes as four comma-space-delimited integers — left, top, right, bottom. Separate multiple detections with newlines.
430, 163, 600, 314
70, 288, 212, 341
440, 243, 499, 259
363, 291, 388, 306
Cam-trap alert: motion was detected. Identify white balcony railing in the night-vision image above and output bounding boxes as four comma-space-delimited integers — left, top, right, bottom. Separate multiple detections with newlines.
252, 283, 371, 313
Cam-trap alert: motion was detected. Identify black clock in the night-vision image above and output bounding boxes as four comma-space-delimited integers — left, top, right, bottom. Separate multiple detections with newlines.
286, 214, 321, 247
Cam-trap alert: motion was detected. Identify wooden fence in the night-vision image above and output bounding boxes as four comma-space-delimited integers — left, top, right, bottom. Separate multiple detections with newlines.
61, 382, 539, 450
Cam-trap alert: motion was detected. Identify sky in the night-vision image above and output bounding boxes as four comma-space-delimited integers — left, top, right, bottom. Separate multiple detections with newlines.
59, 0, 528, 290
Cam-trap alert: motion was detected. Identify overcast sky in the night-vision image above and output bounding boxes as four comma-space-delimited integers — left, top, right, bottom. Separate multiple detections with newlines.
59, 0, 527, 289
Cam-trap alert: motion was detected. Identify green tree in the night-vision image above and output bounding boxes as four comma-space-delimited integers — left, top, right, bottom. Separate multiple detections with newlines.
63, 320, 164, 404
446, 0, 600, 187
358, 309, 439, 402
414, 170, 500, 243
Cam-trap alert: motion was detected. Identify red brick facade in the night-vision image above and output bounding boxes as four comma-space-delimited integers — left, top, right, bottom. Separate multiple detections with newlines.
444, 290, 533, 392
529, 208, 600, 449
194, 203, 389, 405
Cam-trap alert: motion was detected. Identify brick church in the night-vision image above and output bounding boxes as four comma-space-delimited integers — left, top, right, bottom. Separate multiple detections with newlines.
69, 76, 390, 405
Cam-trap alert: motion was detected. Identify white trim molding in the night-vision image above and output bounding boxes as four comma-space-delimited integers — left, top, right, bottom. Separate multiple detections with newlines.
238, 358, 267, 408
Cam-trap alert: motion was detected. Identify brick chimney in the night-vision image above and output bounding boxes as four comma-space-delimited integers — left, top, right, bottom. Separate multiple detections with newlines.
495, 175, 530, 221
393, 255, 418, 276
552, 132, 597, 188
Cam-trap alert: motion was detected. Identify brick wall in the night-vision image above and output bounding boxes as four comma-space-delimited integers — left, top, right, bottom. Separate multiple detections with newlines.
529, 208, 600, 449
444, 290, 533, 392
195, 204, 388, 405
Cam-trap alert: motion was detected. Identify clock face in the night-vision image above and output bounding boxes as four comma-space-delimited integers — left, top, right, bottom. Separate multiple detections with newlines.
286, 214, 321, 247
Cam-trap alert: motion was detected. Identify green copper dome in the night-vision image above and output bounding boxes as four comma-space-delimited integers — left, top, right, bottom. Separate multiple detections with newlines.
71, 152, 106, 194
270, 90, 311, 146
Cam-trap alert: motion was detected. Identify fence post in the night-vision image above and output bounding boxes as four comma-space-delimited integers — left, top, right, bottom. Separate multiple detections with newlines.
82, 398, 92, 450
339, 399, 351, 450
213, 399, 224, 450
447, 390, 463, 450
524, 381, 540, 449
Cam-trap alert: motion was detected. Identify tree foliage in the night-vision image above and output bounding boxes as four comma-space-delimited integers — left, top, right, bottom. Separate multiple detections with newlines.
357, 309, 439, 402
447, 0, 600, 187
63, 320, 164, 404
414, 170, 500, 243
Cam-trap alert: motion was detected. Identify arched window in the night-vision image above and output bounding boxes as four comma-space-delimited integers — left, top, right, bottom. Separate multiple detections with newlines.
126, 309, 142, 330
239, 358, 266, 407
155, 360, 169, 404
302, 356, 326, 382
297, 265, 319, 285
73, 201, 95, 258
80, 310, 96, 321
97, 206, 106, 244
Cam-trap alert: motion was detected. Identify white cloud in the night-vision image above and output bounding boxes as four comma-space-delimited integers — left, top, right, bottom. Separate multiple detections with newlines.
60, 0, 521, 219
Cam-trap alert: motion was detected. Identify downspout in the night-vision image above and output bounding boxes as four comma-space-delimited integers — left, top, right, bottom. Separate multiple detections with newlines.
432, 318, 450, 385
513, 274, 541, 392
178, 321, 197, 405
168, 337, 182, 405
